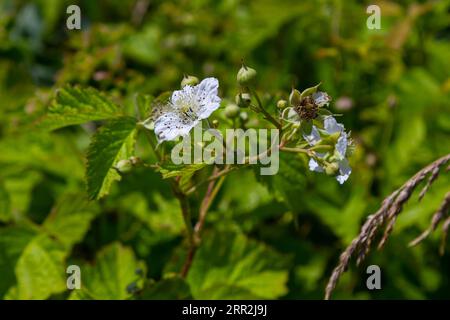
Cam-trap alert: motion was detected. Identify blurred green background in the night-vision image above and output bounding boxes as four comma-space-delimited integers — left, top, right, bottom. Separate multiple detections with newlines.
0, 0, 449, 299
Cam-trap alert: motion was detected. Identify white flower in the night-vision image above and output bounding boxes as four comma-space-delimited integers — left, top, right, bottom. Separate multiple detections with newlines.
281, 91, 331, 124
303, 116, 352, 184
146, 77, 221, 142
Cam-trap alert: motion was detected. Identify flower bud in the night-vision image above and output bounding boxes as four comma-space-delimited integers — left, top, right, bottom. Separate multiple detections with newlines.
325, 162, 339, 176
212, 119, 219, 128
235, 92, 251, 108
181, 75, 199, 87
224, 103, 240, 119
115, 157, 141, 173
277, 99, 288, 109
237, 64, 257, 86
116, 159, 133, 173
240, 111, 249, 123
289, 88, 301, 106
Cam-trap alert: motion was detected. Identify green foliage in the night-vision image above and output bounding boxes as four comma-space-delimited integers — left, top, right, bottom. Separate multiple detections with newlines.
70, 243, 145, 300
0, 182, 11, 222
187, 230, 289, 299
43, 194, 99, 249
157, 163, 208, 193
0, 0, 449, 301
39, 87, 122, 131
86, 117, 137, 200
139, 277, 192, 300
10, 234, 67, 300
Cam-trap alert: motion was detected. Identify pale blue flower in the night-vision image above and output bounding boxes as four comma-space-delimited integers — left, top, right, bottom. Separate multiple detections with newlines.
303, 116, 352, 184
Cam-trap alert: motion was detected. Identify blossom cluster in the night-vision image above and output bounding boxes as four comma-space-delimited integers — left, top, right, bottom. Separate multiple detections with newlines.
142, 67, 353, 184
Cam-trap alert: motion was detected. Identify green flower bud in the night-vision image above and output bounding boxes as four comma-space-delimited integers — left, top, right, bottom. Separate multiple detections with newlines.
289, 88, 301, 106
115, 157, 141, 173
277, 99, 288, 109
224, 103, 240, 119
235, 92, 251, 108
237, 64, 257, 86
325, 162, 339, 176
240, 111, 249, 123
116, 159, 133, 173
181, 74, 199, 87
212, 119, 219, 128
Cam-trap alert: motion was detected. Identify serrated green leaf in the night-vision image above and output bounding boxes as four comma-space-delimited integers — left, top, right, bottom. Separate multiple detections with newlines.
0, 182, 11, 222
38, 86, 122, 131
187, 230, 289, 299
70, 242, 145, 300
119, 192, 184, 240
139, 277, 192, 300
256, 152, 308, 210
0, 226, 37, 298
86, 117, 137, 200
9, 234, 67, 300
157, 163, 208, 193
43, 193, 99, 249
0, 133, 85, 179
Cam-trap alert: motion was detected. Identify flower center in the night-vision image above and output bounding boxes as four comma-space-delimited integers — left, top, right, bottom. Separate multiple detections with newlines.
180, 102, 197, 120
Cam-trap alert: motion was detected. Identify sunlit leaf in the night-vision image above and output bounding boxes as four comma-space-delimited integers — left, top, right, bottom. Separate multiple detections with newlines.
187, 230, 289, 299
86, 117, 137, 200
38, 86, 122, 131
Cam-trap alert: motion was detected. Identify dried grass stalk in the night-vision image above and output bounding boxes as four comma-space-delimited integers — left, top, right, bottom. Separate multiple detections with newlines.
324, 153, 450, 300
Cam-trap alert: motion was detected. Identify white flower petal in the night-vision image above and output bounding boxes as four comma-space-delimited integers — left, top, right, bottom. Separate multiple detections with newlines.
336, 159, 351, 184
309, 158, 324, 172
285, 107, 300, 122
154, 112, 198, 142
324, 116, 344, 134
171, 85, 196, 110
303, 125, 321, 146
335, 134, 347, 160
194, 77, 221, 119
312, 91, 331, 107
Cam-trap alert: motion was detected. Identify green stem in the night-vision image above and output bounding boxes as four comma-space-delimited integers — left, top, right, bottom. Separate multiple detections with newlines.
177, 191, 194, 245
280, 146, 314, 156
250, 88, 282, 130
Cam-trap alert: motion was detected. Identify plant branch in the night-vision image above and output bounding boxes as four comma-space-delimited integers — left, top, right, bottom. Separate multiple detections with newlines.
250, 88, 282, 130
181, 167, 225, 278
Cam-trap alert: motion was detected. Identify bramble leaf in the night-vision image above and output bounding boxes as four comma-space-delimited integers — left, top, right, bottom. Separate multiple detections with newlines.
0, 182, 11, 222
86, 117, 137, 200
156, 163, 208, 193
43, 193, 99, 249
139, 277, 192, 300
38, 86, 122, 131
0, 226, 37, 298
186, 230, 289, 299
8, 235, 67, 300
70, 243, 145, 300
